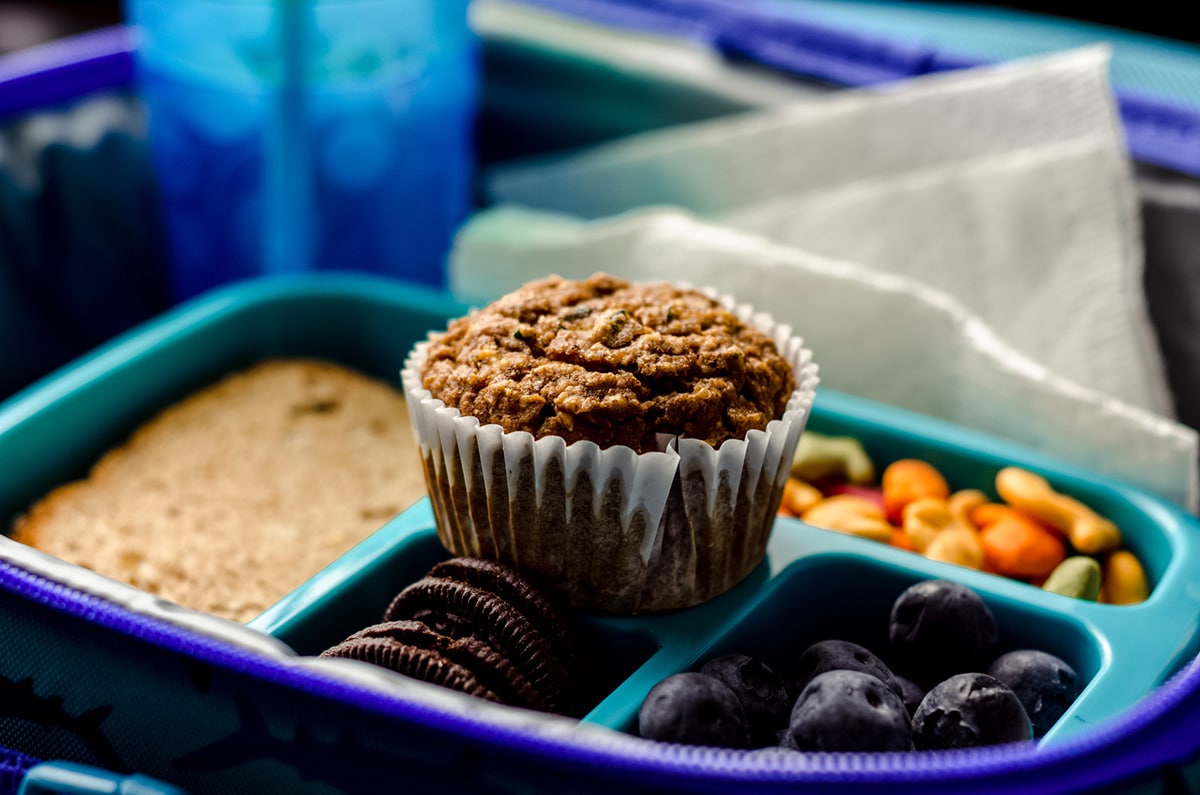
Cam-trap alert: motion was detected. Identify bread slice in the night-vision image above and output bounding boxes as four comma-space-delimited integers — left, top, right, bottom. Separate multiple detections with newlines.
10, 359, 427, 623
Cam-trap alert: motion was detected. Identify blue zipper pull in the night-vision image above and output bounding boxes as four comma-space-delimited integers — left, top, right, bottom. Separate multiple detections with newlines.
17, 762, 188, 795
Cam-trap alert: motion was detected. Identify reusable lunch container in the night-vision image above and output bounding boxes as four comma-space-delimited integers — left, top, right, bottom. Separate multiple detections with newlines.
1, 274, 1199, 794
2, 1, 1200, 792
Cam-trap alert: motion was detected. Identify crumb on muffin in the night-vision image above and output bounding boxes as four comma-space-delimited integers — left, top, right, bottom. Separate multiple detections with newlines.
420, 274, 797, 453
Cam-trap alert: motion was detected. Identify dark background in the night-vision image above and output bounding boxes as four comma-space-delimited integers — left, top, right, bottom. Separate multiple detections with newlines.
0, 1, 1195, 57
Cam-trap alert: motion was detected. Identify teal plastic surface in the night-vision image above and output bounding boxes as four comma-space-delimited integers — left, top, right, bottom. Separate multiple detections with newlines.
2, 272, 1198, 757
251, 431, 1200, 747
18, 762, 187, 795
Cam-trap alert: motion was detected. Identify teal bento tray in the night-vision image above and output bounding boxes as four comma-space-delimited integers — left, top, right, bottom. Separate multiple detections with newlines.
1, 271, 1198, 761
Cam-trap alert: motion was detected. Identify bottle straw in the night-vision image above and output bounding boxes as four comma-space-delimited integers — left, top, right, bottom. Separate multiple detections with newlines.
263, 0, 313, 275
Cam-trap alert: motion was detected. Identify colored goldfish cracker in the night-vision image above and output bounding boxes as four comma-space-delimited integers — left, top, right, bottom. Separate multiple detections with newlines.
782, 478, 823, 516
947, 489, 989, 529
978, 514, 1066, 579
995, 467, 1121, 554
801, 495, 893, 544
891, 528, 915, 552
826, 484, 886, 510
791, 433, 876, 485
924, 528, 985, 570
1043, 556, 1102, 601
901, 497, 984, 569
883, 460, 950, 524
970, 503, 1056, 535
901, 497, 965, 553
1103, 550, 1150, 605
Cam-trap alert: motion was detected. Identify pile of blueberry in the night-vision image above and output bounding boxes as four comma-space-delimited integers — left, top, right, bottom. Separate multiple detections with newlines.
638, 579, 1082, 751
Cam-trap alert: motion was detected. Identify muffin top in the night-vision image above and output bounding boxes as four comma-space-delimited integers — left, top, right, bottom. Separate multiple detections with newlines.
420, 274, 797, 453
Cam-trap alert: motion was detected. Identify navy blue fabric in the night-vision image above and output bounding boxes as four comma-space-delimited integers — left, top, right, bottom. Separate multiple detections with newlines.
0, 96, 169, 404
0, 746, 39, 795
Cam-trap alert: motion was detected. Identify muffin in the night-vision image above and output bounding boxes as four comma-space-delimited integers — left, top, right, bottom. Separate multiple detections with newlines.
402, 274, 818, 613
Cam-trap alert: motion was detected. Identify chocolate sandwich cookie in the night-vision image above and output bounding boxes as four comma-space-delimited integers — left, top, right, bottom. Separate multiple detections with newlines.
385, 560, 575, 715
321, 620, 550, 712
425, 558, 564, 620
321, 622, 498, 704
425, 557, 576, 670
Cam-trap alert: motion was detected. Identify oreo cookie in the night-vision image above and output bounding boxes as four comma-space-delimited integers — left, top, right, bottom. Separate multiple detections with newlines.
321, 620, 549, 712
403, 558, 576, 670
426, 558, 572, 653
385, 558, 576, 715
321, 557, 578, 716
322, 630, 497, 703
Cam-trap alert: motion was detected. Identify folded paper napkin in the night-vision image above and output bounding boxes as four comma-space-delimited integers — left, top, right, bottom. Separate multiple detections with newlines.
460, 46, 1197, 509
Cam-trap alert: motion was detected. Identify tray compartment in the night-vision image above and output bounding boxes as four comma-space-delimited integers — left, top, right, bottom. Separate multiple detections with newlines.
0, 274, 464, 532
582, 525, 1104, 743
807, 396, 1184, 600
0, 274, 1196, 757
251, 509, 665, 718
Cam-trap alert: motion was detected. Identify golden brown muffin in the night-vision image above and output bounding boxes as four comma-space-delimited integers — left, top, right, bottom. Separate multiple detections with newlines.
420, 273, 797, 452
405, 274, 817, 614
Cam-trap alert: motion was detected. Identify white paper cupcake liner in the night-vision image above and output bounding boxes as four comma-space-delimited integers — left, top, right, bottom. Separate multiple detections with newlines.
402, 289, 819, 613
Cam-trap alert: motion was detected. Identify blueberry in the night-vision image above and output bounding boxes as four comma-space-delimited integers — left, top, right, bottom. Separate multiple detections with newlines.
638, 672, 750, 748
701, 654, 791, 746
889, 580, 998, 686
793, 639, 904, 703
894, 675, 927, 718
987, 649, 1081, 737
788, 670, 912, 752
911, 673, 1033, 750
